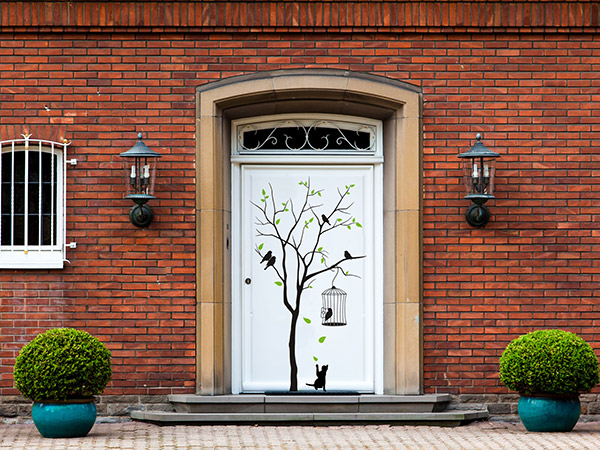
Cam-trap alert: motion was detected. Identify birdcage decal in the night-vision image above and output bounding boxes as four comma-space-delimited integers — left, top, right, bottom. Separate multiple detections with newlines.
321, 286, 347, 326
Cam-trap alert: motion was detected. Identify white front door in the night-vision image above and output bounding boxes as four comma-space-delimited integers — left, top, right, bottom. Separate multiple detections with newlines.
232, 164, 382, 393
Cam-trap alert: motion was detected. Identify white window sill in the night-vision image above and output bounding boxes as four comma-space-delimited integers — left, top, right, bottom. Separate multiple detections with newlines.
0, 252, 65, 269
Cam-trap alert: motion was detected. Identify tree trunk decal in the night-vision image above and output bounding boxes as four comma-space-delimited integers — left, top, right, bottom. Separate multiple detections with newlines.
253, 179, 364, 391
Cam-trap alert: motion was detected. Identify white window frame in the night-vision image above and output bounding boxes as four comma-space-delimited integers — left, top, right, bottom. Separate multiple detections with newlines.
0, 136, 70, 269
231, 113, 384, 164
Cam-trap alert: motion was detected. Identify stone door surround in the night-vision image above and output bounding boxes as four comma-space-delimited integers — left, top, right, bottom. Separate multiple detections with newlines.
196, 69, 422, 395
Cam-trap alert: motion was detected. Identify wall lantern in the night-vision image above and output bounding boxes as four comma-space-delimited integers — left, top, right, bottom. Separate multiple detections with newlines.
458, 134, 500, 227
119, 133, 161, 228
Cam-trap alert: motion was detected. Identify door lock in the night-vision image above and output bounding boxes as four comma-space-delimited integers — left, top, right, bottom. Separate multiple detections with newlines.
245, 278, 252, 285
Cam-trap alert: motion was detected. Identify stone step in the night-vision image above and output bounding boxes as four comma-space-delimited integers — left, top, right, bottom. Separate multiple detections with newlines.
131, 410, 488, 427
168, 394, 453, 414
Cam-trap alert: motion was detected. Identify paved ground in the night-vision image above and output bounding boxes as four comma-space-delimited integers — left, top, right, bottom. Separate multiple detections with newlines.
1, 420, 600, 449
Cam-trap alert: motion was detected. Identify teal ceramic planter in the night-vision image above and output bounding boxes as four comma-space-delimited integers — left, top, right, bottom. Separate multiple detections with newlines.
32, 401, 97, 438
518, 396, 580, 432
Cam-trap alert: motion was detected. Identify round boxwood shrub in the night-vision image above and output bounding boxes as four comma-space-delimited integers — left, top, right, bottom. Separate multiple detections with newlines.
13, 328, 112, 402
500, 329, 599, 396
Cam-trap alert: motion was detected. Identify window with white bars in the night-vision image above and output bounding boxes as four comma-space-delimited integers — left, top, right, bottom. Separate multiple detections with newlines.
0, 136, 68, 269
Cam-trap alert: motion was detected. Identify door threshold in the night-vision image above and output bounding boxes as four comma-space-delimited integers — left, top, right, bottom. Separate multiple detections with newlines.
263, 391, 361, 396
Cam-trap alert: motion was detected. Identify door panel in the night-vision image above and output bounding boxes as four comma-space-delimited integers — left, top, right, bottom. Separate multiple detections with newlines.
235, 165, 381, 392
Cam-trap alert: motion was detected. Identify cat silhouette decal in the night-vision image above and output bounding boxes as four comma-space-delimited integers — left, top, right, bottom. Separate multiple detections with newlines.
306, 364, 328, 391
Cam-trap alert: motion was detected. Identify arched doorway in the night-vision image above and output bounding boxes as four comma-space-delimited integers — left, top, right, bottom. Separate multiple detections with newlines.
196, 70, 422, 395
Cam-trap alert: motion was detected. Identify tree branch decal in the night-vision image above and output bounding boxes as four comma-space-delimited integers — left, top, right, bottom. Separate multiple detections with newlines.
254, 179, 364, 391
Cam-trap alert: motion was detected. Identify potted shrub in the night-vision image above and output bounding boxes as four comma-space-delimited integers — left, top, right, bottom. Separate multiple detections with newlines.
13, 328, 112, 438
499, 329, 599, 432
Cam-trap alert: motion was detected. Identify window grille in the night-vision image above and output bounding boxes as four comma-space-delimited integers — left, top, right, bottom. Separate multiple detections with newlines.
233, 115, 382, 157
0, 135, 70, 269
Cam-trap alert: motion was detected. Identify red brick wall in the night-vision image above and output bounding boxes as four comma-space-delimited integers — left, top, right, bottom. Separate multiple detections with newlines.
1, 1, 599, 403
421, 32, 600, 396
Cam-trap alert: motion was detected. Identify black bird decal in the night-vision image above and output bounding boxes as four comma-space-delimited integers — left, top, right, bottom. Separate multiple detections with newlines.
321, 214, 331, 225
344, 250, 353, 259
324, 308, 333, 321
264, 255, 276, 270
260, 250, 273, 264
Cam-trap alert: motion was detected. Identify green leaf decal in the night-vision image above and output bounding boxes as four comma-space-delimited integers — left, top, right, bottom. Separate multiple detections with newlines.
317, 247, 323, 252
303, 317, 311, 324
313, 356, 318, 361
258, 243, 264, 250
274, 281, 283, 286
318, 336, 326, 344
262, 189, 266, 195
356, 223, 362, 228
276, 219, 280, 225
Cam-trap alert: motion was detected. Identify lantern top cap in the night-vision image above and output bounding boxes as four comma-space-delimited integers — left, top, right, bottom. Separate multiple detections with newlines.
458, 133, 500, 159
119, 133, 162, 158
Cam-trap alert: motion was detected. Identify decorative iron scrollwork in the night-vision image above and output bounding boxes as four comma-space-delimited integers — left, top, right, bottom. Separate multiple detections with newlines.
238, 120, 376, 153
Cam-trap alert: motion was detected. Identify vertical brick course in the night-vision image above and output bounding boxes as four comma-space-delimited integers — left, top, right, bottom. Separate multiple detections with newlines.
1, 1, 600, 407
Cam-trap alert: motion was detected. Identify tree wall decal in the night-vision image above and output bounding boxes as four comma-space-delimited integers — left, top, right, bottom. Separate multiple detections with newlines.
253, 179, 364, 391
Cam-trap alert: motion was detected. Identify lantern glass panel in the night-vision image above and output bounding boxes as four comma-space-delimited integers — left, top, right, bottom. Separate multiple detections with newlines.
462, 157, 495, 197
123, 157, 157, 198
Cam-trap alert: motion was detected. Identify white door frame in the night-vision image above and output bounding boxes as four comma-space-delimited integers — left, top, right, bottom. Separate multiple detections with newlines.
231, 114, 384, 394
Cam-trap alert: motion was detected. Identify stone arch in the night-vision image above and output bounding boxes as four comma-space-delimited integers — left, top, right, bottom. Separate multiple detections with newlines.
196, 70, 422, 395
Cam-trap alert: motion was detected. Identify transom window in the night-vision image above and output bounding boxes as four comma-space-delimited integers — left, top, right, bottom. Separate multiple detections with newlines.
0, 136, 69, 269
232, 114, 382, 158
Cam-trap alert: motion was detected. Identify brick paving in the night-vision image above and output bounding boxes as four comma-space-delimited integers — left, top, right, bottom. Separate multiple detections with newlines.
1, 421, 600, 449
